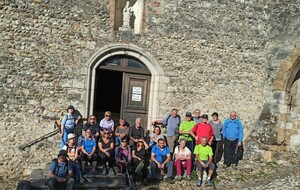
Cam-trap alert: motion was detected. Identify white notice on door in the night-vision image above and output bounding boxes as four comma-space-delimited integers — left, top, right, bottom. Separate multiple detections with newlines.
132, 87, 142, 95
132, 94, 142, 101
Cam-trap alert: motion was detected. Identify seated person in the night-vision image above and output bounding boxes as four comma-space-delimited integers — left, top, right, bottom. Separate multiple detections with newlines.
174, 138, 192, 181
82, 115, 99, 141
150, 137, 174, 184
99, 111, 114, 137
149, 126, 164, 148
62, 133, 84, 183
98, 129, 116, 175
81, 128, 97, 174
47, 150, 74, 190
129, 118, 144, 147
115, 118, 129, 146
132, 139, 149, 181
194, 136, 215, 187
115, 138, 132, 174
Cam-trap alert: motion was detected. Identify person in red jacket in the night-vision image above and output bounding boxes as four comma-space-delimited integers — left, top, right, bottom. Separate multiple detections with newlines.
190, 114, 214, 145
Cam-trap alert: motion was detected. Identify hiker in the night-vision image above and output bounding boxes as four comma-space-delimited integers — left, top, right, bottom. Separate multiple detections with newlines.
129, 117, 144, 148
132, 139, 149, 183
150, 137, 174, 184
209, 112, 223, 164
115, 118, 129, 146
190, 114, 214, 145
149, 126, 164, 148
152, 108, 181, 153
99, 111, 114, 137
62, 133, 84, 184
194, 136, 215, 187
81, 128, 98, 174
47, 150, 74, 190
222, 111, 243, 168
174, 138, 192, 181
178, 112, 196, 153
115, 138, 132, 174
193, 109, 202, 124
98, 129, 116, 175
83, 115, 99, 141
60, 105, 81, 149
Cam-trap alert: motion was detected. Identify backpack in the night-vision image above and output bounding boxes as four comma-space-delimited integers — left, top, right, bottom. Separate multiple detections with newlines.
52, 158, 69, 176
163, 114, 181, 135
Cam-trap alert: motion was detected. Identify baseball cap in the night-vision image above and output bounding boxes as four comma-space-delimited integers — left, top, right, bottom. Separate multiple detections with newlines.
57, 150, 68, 157
186, 112, 192, 117
67, 133, 76, 140
202, 114, 208, 119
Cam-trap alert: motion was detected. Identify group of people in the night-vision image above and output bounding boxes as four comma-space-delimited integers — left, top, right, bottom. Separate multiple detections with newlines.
47, 106, 243, 190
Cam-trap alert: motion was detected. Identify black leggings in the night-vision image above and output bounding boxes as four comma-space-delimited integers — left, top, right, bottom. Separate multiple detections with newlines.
98, 152, 114, 167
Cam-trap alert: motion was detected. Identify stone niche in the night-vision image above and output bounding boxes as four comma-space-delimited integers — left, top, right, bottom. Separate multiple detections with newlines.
109, 0, 145, 34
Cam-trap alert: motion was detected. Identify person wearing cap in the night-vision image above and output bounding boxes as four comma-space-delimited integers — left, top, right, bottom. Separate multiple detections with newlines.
193, 109, 202, 124
179, 112, 196, 153
150, 137, 174, 184
174, 138, 192, 181
60, 105, 81, 149
47, 150, 74, 190
62, 133, 84, 184
115, 138, 132, 174
152, 108, 181, 153
209, 112, 223, 164
194, 136, 215, 187
81, 128, 98, 174
190, 114, 214, 145
222, 111, 243, 168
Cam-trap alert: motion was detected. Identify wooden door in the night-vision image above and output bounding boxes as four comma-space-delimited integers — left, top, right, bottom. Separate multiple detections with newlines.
121, 73, 150, 130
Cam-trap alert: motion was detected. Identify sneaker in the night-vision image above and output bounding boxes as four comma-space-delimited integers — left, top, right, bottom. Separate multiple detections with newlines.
163, 175, 168, 180
196, 179, 202, 187
167, 177, 174, 184
109, 168, 116, 175
79, 179, 85, 184
174, 175, 182, 181
206, 179, 212, 186
102, 166, 107, 175
186, 175, 191, 181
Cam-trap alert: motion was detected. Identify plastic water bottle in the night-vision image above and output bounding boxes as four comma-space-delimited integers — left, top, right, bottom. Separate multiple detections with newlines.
203, 170, 207, 181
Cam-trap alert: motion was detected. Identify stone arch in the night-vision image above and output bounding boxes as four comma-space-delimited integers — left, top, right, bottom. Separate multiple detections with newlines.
272, 46, 300, 92
84, 43, 169, 127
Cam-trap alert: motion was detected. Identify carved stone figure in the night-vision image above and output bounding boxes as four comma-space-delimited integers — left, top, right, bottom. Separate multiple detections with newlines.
122, 1, 133, 28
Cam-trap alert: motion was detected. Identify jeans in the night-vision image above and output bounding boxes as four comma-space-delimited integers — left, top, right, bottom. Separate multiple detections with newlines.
60, 128, 74, 149
72, 161, 83, 181
47, 177, 74, 190
174, 159, 192, 176
224, 138, 238, 166
150, 160, 173, 178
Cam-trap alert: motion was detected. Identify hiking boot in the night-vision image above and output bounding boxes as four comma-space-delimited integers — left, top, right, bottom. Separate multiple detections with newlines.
102, 166, 108, 175
167, 177, 174, 184
206, 179, 212, 186
186, 175, 191, 181
196, 179, 202, 187
109, 167, 116, 175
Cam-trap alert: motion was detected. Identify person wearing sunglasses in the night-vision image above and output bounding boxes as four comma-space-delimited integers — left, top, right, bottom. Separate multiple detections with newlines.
81, 128, 97, 174
115, 118, 129, 146
132, 139, 149, 184
115, 138, 132, 174
98, 129, 116, 175
99, 111, 114, 137
83, 115, 100, 141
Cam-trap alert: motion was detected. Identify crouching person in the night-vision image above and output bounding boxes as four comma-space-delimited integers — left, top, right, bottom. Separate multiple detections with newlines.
115, 138, 132, 174
194, 136, 215, 187
47, 150, 74, 190
174, 138, 192, 181
62, 133, 84, 183
150, 137, 174, 184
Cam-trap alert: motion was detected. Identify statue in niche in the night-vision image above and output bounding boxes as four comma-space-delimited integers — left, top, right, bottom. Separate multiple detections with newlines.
119, 0, 144, 34
122, 1, 133, 29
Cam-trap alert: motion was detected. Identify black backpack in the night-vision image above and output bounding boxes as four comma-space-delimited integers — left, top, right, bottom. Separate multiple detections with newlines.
52, 158, 69, 175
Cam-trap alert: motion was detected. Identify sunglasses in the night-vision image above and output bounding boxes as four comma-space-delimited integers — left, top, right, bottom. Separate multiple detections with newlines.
105, 115, 111, 117
90, 118, 96, 120
104, 133, 110, 135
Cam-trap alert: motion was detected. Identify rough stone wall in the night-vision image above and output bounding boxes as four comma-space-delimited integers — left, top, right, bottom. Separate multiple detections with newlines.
0, 0, 300, 179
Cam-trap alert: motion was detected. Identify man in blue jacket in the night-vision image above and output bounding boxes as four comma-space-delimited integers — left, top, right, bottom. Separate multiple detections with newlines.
222, 111, 243, 168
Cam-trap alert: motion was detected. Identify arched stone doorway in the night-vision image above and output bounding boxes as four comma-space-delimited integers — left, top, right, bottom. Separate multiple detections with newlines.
85, 44, 169, 129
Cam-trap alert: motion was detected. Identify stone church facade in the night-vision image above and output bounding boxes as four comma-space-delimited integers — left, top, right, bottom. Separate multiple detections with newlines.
0, 0, 300, 178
